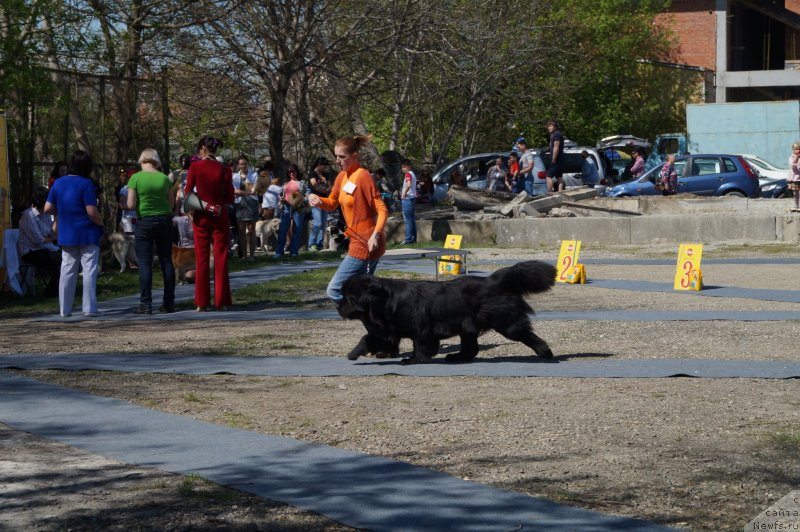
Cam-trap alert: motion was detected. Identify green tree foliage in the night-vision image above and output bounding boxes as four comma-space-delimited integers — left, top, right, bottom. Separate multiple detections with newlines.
0, 0, 57, 206
541, 0, 703, 145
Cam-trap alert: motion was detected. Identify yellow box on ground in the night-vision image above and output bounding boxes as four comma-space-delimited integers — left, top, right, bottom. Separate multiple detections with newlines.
556, 240, 582, 283
564, 263, 586, 284
673, 243, 704, 291
438, 234, 463, 275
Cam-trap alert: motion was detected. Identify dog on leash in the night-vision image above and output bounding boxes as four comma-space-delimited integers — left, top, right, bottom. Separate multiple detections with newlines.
172, 245, 196, 285
337, 260, 556, 364
255, 218, 281, 254
100, 232, 138, 273
325, 225, 348, 252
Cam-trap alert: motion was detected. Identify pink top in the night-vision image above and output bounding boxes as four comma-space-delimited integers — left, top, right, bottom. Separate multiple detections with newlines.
789, 154, 800, 182
282, 179, 300, 202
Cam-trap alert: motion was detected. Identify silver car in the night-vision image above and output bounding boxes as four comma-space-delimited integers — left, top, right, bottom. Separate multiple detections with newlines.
431, 146, 605, 202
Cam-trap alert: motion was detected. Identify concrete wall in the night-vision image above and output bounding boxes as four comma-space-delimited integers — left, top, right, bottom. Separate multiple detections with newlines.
386, 209, 800, 246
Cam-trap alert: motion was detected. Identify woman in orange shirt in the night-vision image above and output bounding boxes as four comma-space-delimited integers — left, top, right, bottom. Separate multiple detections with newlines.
308, 135, 388, 302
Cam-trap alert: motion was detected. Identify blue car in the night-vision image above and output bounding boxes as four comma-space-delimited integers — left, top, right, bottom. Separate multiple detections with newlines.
602, 154, 761, 198
759, 178, 790, 199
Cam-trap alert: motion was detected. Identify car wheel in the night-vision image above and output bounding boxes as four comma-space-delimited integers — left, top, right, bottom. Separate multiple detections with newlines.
723, 190, 746, 198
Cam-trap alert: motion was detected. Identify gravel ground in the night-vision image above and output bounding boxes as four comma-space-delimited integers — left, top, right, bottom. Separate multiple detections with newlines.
1, 244, 799, 531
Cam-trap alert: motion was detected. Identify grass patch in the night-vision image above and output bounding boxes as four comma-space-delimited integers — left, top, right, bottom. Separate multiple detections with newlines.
0, 268, 142, 316
768, 431, 800, 451
221, 410, 253, 429
0, 252, 343, 317
226, 267, 429, 310
177, 473, 237, 501
182, 392, 214, 404
232, 267, 337, 306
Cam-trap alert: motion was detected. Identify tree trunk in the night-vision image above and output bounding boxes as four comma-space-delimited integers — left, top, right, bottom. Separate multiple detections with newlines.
41, 15, 91, 154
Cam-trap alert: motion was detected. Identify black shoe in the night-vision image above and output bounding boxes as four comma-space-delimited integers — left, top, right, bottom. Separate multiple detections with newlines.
158, 305, 175, 313
133, 306, 152, 315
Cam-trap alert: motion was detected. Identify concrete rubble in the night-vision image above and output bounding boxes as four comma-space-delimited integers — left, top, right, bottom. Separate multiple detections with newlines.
407, 185, 617, 222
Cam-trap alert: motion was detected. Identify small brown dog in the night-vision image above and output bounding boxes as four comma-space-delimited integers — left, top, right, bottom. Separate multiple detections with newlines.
172, 245, 196, 285
288, 191, 310, 214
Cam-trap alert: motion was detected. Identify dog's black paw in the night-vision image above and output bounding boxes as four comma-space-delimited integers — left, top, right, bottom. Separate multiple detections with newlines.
535, 347, 554, 359
347, 351, 361, 360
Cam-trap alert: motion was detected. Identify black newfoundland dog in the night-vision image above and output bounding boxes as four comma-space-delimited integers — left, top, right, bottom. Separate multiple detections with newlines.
337, 260, 556, 364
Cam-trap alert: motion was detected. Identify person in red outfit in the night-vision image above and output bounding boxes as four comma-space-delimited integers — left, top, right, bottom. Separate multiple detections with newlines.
185, 136, 235, 311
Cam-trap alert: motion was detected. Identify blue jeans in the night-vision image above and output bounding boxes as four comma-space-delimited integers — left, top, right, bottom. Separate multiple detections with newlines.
134, 214, 176, 310
401, 198, 416, 243
276, 207, 305, 256
326, 254, 380, 302
523, 174, 534, 195
308, 207, 327, 249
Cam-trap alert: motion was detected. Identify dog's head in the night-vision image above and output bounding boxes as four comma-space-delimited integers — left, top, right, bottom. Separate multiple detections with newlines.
288, 191, 309, 213
337, 275, 390, 324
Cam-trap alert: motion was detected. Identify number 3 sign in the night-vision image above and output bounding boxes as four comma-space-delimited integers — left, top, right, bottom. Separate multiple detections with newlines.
673, 243, 704, 291
556, 240, 582, 283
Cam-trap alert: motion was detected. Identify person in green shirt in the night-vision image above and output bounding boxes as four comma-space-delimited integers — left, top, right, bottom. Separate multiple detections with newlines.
126, 148, 176, 314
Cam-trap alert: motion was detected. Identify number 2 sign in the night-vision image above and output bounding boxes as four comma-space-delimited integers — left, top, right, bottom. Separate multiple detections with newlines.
556, 240, 582, 283
673, 243, 704, 291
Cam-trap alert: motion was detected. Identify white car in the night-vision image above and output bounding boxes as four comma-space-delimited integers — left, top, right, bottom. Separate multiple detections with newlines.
741, 154, 789, 183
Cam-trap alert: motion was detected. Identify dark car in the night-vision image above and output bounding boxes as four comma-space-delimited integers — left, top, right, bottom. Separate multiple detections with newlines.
602, 154, 761, 198
760, 178, 789, 198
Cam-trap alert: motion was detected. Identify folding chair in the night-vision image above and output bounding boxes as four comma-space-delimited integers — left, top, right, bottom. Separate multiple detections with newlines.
0, 229, 47, 298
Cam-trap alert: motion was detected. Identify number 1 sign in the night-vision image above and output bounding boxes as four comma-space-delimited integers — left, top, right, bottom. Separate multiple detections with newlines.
556, 240, 582, 283
673, 243, 704, 291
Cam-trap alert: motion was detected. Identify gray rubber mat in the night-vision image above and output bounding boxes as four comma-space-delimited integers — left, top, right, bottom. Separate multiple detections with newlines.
30, 307, 800, 323
4, 353, 800, 379
0, 371, 669, 531
586, 279, 800, 303
471, 257, 800, 266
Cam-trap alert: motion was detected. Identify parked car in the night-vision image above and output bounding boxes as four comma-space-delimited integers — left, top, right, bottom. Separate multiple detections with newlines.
602, 154, 761, 198
536, 143, 607, 193
741, 154, 789, 181
759, 178, 789, 198
738, 154, 792, 199
431, 152, 507, 203
431, 144, 605, 202
596, 135, 652, 184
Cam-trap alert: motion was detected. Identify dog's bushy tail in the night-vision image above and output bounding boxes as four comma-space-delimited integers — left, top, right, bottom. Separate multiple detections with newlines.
487, 260, 556, 295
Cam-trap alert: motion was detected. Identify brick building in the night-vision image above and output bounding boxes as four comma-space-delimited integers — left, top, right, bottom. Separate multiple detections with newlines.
657, 0, 800, 102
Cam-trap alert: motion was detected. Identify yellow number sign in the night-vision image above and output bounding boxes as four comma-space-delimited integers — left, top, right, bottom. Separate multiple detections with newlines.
673, 243, 704, 291
556, 240, 581, 283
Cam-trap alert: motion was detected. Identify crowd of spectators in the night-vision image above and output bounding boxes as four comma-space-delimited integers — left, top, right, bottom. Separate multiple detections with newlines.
23, 140, 432, 315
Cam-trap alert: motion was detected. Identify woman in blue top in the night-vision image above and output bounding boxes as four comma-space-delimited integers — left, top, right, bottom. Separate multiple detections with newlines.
44, 150, 104, 317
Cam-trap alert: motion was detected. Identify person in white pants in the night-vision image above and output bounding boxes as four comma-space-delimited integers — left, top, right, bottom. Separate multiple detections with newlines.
59, 246, 99, 316
45, 150, 104, 317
